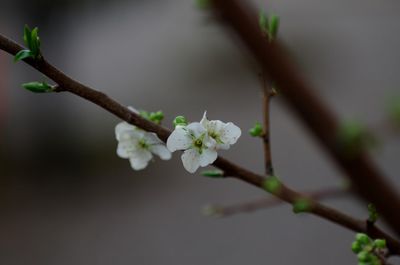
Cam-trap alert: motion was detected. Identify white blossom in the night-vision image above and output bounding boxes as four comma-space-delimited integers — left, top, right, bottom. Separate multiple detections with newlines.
200, 111, 241, 150
167, 122, 218, 173
167, 112, 241, 173
115, 122, 171, 170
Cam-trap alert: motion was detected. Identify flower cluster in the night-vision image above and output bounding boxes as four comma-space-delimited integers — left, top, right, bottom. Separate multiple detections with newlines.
115, 110, 241, 173
115, 122, 171, 170
351, 233, 386, 265
115, 107, 171, 170
167, 112, 241, 173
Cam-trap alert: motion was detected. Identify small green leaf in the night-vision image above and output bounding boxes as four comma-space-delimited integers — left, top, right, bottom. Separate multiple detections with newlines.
367, 203, 378, 223
373, 239, 386, 249
149, 111, 164, 124
259, 10, 268, 34
22, 81, 54, 93
14, 50, 33, 62
337, 120, 377, 158
202, 204, 223, 217
249, 122, 263, 137
173, 116, 188, 127
292, 198, 312, 214
268, 14, 280, 41
195, 0, 212, 9
201, 170, 224, 178
352, 241, 362, 254
29, 27, 40, 57
355, 233, 371, 245
262, 176, 281, 194
23, 25, 32, 47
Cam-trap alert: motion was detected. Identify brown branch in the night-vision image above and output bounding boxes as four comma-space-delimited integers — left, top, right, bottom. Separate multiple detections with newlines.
1, 33, 400, 254
259, 72, 274, 175
212, 0, 400, 238
215, 185, 350, 217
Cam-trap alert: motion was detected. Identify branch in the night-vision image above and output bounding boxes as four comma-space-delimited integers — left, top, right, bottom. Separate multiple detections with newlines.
259, 72, 275, 175
214, 185, 350, 217
212, 0, 400, 238
1, 32, 399, 254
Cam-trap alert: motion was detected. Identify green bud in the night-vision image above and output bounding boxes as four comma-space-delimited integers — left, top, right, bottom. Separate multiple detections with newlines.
352, 241, 363, 254
356, 233, 371, 245
367, 203, 378, 223
22, 81, 54, 93
249, 122, 263, 137
149, 111, 164, 124
21, 25, 41, 59
357, 251, 372, 262
14, 49, 33, 62
201, 170, 224, 178
292, 198, 312, 214
173, 116, 188, 127
373, 239, 386, 249
195, 0, 212, 9
337, 120, 377, 158
268, 14, 280, 41
139, 110, 150, 120
202, 204, 223, 217
370, 256, 381, 265
259, 10, 268, 34
262, 176, 281, 194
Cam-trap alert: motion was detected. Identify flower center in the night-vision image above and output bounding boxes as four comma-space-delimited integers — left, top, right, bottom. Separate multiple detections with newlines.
194, 139, 203, 148
138, 139, 148, 149
209, 131, 224, 144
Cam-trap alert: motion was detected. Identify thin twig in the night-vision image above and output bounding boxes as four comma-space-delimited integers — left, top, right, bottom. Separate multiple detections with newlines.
0, 33, 399, 254
214, 185, 349, 217
259, 71, 274, 175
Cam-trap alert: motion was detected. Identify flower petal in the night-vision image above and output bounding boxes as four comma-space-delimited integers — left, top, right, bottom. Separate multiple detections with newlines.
117, 141, 137, 158
115, 122, 145, 142
115, 122, 135, 140
145, 132, 164, 145
199, 148, 218, 167
207, 120, 224, 135
220, 122, 241, 145
129, 149, 153, 170
186, 122, 207, 138
181, 149, 201, 173
200, 111, 208, 128
150, 144, 172, 160
166, 127, 192, 152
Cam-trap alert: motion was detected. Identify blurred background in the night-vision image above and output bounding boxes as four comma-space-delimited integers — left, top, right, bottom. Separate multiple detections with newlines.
1, 0, 400, 264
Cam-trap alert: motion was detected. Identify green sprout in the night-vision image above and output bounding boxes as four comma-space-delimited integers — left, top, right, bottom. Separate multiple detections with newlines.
22, 81, 54, 93
337, 120, 377, 158
249, 122, 263, 137
139, 110, 164, 124
15, 25, 41, 62
292, 198, 312, 214
195, 0, 212, 9
351, 233, 386, 265
201, 169, 225, 178
173, 116, 188, 127
367, 203, 378, 223
262, 176, 281, 194
259, 11, 280, 41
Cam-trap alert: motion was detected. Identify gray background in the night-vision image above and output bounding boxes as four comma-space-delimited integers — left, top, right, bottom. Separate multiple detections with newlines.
1, 0, 400, 264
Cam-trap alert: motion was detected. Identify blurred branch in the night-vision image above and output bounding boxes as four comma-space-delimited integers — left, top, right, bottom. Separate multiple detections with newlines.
212, 0, 400, 238
212, 185, 350, 217
0, 31, 399, 255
